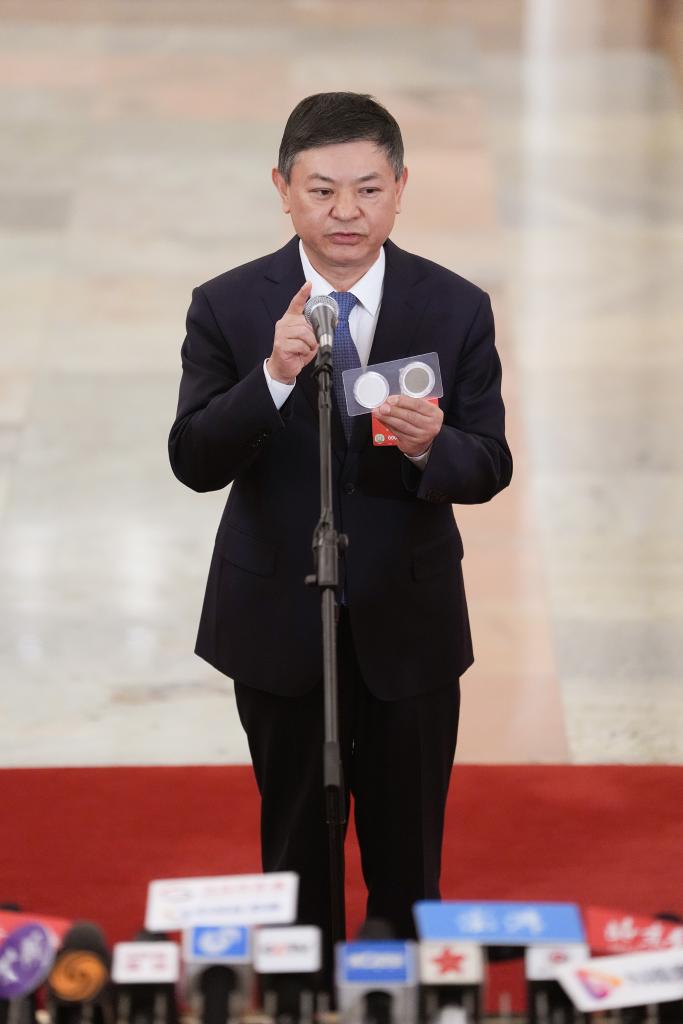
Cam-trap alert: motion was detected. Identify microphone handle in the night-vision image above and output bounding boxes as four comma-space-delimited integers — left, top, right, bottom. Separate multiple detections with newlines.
3, 997, 35, 1024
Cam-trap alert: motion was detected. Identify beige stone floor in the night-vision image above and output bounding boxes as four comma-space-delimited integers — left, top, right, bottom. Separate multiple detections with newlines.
0, 1, 681, 765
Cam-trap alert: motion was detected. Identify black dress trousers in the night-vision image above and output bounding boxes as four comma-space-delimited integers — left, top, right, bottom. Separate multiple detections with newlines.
233, 606, 460, 947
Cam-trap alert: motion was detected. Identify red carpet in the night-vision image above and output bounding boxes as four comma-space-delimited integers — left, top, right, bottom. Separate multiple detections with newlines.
3, 765, 682, 1011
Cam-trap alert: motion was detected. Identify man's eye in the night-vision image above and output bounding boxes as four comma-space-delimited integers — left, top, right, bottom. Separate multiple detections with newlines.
361, 188, 381, 195
312, 189, 332, 197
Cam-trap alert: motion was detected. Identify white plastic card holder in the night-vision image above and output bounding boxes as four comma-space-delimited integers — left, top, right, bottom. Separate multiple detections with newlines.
342, 352, 443, 417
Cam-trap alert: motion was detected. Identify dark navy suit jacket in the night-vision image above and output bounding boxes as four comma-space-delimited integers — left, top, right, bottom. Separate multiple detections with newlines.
168, 235, 512, 699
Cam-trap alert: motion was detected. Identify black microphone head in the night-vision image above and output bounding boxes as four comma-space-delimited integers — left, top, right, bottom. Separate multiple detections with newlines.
356, 918, 397, 941
59, 921, 110, 961
304, 294, 338, 339
198, 965, 237, 995
486, 944, 524, 962
656, 911, 683, 923
362, 990, 393, 1024
261, 976, 302, 1023
198, 965, 238, 1024
133, 927, 171, 942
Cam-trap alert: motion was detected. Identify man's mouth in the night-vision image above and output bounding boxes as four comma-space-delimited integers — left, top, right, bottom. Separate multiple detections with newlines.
327, 232, 364, 243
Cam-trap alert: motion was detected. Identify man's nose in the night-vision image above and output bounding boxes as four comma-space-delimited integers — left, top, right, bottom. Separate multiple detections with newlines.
332, 191, 360, 221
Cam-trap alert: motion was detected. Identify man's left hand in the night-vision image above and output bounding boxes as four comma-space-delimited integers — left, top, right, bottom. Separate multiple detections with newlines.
375, 395, 444, 458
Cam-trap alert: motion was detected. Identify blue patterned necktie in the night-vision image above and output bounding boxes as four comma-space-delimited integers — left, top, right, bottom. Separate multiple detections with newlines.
329, 290, 360, 441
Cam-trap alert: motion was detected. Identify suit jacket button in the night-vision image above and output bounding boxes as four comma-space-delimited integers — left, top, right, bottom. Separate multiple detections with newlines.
343, 483, 355, 495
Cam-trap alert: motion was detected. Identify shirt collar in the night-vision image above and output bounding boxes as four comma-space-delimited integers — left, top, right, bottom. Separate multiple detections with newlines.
298, 239, 385, 317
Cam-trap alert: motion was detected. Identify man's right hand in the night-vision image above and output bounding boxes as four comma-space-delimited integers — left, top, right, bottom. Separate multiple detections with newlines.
267, 281, 318, 384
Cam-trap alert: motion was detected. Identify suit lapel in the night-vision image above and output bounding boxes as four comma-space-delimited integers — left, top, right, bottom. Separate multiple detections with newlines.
349, 238, 430, 451
261, 235, 306, 329
367, 240, 426, 365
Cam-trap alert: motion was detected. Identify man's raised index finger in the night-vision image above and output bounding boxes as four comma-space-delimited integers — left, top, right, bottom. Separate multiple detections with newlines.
287, 280, 313, 315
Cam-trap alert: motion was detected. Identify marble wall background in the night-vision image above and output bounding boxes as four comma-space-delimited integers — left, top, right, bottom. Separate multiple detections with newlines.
1, 0, 681, 766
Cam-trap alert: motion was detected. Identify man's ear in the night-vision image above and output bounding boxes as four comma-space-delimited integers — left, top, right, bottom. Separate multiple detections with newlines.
395, 166, 408, 213
272, 168, 291, 213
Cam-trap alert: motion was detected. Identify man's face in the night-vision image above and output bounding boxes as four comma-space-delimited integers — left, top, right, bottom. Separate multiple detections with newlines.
272, 140, 407, 275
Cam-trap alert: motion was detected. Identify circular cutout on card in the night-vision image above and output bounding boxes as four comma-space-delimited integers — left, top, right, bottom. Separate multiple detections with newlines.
353, 371, 390, 410
399, 361, 435, 399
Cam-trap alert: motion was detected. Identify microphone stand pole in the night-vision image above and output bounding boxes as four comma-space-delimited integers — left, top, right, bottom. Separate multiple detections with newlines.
305, 340, 347, 980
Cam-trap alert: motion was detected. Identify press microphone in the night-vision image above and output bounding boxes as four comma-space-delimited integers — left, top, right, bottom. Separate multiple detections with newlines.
182, 926, 253, 1024
525, 944, 590, 1024
336, 919, 418, 1024
46, 921, 111, 1024
303, 294, 339, 349
253, 925, 323, 1024
197, 966, 240, 1024
112, 929, 179, 1024
0, 920, 58, 1024
357, 920, 396, 1024
418, 938, 484, 1024
655, 913, 683, 1024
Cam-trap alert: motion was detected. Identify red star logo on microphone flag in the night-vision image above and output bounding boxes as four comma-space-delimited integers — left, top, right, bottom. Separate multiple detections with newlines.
432, 948, 466, 975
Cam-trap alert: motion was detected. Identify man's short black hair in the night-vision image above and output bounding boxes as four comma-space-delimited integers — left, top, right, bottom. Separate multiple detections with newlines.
277, 92, 404, 182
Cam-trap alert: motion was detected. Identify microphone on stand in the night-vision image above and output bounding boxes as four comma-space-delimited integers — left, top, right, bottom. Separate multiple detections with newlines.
525, 944, 590, 1024
304, 295, 339, 349
197, 966, 240, 1024
418, 936, 485, 1024
182, 926, 253, 1024
0, 920, 57, 1024
112, 929, 179, 1024
253, 925, 323, 1024
655, 912, 683, 1024
336, 919, 418, 1024
357, 921, 396, 1024
46, 921, 112, 1024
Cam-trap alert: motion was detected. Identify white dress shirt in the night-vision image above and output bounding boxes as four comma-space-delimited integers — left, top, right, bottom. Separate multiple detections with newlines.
264, 240, 430, 467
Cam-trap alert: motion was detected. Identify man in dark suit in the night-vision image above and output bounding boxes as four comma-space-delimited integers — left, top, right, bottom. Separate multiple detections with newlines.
169, 93, 512, 961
